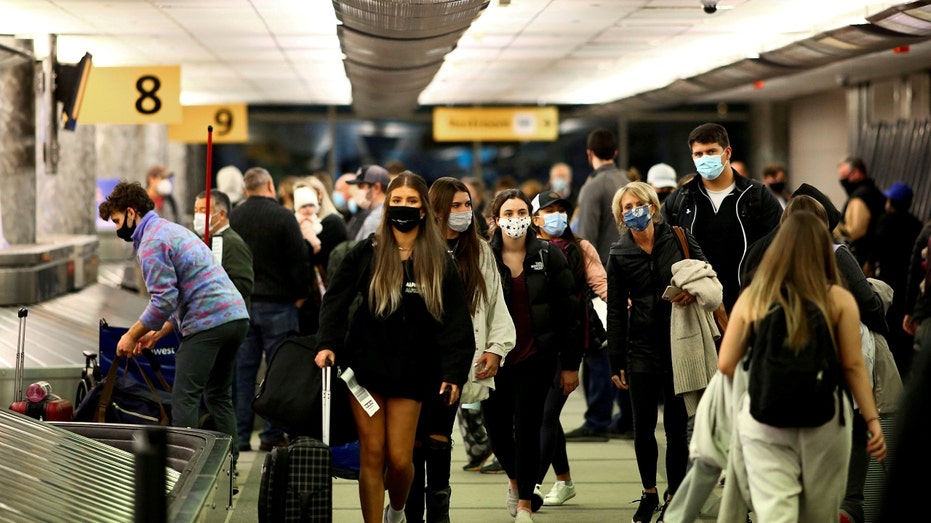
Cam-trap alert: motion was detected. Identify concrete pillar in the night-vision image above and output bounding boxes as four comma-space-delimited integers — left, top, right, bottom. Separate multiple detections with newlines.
748, 102, 789, 180
0, 38, 37, 245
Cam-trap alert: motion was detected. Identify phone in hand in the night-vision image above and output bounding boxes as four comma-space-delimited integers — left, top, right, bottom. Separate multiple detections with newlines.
662, 285, 683, 301
442, 385, 452, 406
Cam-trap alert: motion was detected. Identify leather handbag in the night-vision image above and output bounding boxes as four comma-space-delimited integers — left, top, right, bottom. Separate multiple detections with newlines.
672, 226, 728, 336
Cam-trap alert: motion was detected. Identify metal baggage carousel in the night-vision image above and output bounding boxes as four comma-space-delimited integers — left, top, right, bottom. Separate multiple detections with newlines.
0, 408, 233, 522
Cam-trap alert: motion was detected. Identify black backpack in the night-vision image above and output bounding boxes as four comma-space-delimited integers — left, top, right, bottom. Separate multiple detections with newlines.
743, 302, 846, 428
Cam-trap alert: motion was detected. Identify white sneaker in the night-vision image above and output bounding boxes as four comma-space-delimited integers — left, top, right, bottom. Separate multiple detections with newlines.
515, 508, 534, 522
507, 487, 519, 517
383, 504, 407, 523
543, 481, 576, 506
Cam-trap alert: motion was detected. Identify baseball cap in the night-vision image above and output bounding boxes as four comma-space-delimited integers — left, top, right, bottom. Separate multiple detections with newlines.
883, 181, 913, 203
646, 163, 677, 189
348, 164, 390, 187
532, 190, 572, 214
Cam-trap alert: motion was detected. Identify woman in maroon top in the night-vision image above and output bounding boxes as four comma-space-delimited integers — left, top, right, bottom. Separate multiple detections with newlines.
484, 189, 582, 523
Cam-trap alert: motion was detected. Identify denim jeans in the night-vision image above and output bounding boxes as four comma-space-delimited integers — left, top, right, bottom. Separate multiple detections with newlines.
234, 301, 299, 446
581, 349, 631, 432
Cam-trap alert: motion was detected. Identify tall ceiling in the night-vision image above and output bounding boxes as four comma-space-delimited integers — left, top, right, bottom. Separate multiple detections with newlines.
2, 0, 931, 119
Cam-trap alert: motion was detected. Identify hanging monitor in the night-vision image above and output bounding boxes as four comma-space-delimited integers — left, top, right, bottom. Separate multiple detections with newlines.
54, 52, 93, 131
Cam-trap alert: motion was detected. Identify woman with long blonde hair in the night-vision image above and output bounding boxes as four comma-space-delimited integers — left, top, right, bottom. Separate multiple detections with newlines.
718, 211, 886, 522
315, 172, 475, 523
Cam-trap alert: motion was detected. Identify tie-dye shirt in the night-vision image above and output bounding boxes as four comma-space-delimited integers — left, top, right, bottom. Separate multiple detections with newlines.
132, 211, 248, 336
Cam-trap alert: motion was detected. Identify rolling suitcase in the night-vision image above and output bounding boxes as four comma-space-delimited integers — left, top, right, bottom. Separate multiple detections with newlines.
258, 364, 345, 522
258, 436, 333, 523
8, 308, 74, 422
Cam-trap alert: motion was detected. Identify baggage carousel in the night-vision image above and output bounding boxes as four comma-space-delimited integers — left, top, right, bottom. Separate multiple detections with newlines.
0, 408, 233, 522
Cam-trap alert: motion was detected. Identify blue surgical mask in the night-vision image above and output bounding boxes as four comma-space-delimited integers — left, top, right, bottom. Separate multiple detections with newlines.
694, 154, 725, 181
541, 212, 568, 237
332, 191, 346, 209
551, 178, 569, 193
623, 205, 652, 232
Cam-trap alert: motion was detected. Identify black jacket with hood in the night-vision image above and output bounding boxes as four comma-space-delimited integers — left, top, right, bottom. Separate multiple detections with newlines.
489, 230, 582, 371
607, 222, 705, 376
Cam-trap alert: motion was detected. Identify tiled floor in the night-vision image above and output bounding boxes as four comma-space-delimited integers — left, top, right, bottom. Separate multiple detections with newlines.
228, 389, 711, 523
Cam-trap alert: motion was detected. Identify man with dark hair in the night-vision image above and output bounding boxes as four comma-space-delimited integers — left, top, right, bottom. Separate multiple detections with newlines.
837, 156, 887, 275
99, 180, 249, 470
229, 167, 311, 452
662, 122, 783, 312
762, 163, 791, 208
576, 128, 627, 264
566, 128, 633, 442
193, 189, 253, 310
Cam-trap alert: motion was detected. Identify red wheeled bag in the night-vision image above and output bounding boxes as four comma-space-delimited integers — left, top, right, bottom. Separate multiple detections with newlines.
8, 308, 74, 422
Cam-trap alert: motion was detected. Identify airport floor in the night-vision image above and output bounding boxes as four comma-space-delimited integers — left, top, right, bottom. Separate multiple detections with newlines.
226, 389, 718, 523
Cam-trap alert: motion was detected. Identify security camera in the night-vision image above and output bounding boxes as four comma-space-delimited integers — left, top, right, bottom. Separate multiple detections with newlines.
702, 0, 717, 14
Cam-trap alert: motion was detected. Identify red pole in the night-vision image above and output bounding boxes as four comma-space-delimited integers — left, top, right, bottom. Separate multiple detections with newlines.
204, 125, 214, 245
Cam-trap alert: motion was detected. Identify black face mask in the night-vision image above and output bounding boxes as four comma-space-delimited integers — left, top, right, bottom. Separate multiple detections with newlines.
116, 211, 137, 242
768, 181, 786, 194
657, 189, 673, 203
840, 178, 860, 196
387, 205, 422, 232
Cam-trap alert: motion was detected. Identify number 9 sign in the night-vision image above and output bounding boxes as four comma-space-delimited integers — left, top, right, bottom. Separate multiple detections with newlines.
168, 104, 249, 143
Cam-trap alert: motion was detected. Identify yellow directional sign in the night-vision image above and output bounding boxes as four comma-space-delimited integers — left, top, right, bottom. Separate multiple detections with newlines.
79, 66, 182, 124
168, 104, 249, 143
433, 106, 559, 142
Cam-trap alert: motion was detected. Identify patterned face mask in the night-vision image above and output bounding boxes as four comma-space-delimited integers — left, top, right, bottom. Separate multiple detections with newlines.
623, 204, 652, 232
499, 216, 532, 239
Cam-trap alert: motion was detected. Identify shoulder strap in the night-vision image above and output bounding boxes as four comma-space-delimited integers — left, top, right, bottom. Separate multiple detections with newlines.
672, 226, 690, 259
539, 240, 549, 278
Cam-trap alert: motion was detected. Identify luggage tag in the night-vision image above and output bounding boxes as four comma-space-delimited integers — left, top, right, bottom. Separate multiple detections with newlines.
339, 367, 380, 417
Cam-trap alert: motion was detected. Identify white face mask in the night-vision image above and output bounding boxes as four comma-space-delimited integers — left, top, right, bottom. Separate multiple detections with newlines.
447, 210, 473, 233
156, 178, 173, 196
192, 212, 219, 236
499, 216, 532, 239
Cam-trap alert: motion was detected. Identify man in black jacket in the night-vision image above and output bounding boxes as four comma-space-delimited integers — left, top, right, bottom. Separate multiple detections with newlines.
229, 166, 311, 452
662, 123, 782, 313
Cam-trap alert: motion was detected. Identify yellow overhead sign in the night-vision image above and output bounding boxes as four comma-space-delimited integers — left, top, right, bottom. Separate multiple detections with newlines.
433, 107, 559, 142
80, 66, 182, 124
168, 104, 249, 143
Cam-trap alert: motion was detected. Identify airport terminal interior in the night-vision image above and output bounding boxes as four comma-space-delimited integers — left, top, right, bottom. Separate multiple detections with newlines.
2, 0, 931, 521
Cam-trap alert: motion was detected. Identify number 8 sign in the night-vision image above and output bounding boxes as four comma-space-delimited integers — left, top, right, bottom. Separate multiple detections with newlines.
80, 66, 181, 124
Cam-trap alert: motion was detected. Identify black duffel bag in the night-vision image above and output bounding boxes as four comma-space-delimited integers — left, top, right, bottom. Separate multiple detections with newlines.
252, 334, 357, 446
74, 355, 171, 425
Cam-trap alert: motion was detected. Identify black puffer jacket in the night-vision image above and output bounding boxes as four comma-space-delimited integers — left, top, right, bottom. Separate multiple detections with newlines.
607, 222, 705, 375
490, 231, 582, 371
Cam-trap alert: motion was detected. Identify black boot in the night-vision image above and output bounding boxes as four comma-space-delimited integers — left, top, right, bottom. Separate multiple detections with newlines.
425, 487, 451, 523
425, 438, 452, 523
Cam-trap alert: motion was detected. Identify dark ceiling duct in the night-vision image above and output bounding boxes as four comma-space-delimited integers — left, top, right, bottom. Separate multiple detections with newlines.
333, 0, 490, 119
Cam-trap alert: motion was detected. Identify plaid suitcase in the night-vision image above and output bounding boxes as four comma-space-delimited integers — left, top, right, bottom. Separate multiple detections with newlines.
258, 436, 332, 522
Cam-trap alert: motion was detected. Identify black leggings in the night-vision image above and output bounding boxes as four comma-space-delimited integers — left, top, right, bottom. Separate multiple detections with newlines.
538, 364, 570, 482
628, 371, 688, 495
482, 352, 555, 500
